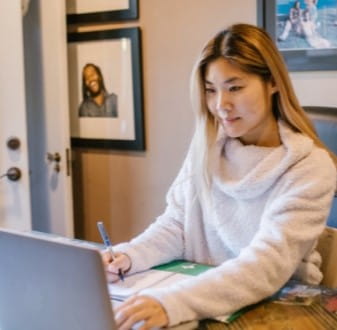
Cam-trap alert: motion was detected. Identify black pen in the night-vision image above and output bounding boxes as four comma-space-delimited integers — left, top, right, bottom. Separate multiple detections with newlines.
97, 221, 124, 281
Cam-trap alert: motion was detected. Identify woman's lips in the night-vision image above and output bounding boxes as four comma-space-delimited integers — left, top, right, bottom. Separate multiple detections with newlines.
224, 117, 240, 123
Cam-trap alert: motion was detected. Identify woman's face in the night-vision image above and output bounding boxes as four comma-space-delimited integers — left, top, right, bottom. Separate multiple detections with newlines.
305, 0, 315, 6
204, 57, 279, 147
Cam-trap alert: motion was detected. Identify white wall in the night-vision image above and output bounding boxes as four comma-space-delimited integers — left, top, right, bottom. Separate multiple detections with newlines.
292, 71, 337, 106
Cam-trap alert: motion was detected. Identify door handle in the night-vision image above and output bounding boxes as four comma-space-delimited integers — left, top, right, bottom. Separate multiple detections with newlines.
7, 137, 21, 150
0, 167, 22, 181
47, 152, 61, 172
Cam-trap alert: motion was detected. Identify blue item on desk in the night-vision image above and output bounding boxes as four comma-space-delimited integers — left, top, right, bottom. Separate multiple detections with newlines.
97, 221, 124, 281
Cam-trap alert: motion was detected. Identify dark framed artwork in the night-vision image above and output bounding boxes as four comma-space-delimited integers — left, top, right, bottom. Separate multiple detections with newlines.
257, 0, 337, 71
67, 28, 145, 150
67, 0, 138, 24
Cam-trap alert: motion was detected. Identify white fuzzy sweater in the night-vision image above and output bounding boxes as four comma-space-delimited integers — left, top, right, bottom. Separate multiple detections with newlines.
114, 121, 336, 326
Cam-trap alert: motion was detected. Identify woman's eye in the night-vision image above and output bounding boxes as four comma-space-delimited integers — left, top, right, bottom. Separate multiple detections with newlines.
205, 88, 216, 94
229, 86, 242, 92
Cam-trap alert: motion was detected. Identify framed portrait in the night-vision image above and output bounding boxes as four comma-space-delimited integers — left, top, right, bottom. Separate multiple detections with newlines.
257, 0, 337, 71
67, 27, 145, 150
67, 0, 139, 24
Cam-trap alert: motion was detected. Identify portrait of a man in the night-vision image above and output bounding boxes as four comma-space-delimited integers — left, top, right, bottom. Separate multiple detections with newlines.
79, 63, 118, 117
68, 27, 144, 150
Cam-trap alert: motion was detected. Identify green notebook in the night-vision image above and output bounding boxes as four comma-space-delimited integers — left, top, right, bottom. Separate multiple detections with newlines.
152, 259, 213, 276
109, 259, 244, 324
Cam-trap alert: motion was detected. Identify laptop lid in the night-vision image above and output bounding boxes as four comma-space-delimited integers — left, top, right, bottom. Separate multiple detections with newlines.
0, 229, 116, 330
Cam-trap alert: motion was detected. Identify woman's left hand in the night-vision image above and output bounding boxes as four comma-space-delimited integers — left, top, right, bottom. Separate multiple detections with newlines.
114, 295, 169, 329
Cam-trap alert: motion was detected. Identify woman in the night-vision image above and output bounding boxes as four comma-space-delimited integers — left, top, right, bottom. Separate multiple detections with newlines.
300, 9, 330, 49
103, 23, 337, 329
305, 0, 319, 26
278, 0, 302, 41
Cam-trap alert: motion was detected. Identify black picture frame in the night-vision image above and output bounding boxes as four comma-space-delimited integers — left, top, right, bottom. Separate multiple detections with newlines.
257, 0, 337, 71
67, 0, 138, 25
67, 28, 145, 151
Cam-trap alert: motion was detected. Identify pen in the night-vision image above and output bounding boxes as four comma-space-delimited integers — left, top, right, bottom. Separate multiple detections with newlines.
97, 221, 124, 281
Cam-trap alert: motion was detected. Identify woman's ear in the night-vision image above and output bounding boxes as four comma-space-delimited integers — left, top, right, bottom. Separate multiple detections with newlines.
269, 77, 278, 94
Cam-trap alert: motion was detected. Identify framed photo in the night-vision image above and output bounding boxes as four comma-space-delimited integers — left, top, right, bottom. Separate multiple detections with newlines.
67, 28, 145, 150
258, 0, 337, 71
67, 0, 139, 24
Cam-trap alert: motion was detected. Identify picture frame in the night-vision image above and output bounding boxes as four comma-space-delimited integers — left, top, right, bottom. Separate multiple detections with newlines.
257, 0, 337, 71
67, 0, 139, 25
67, 27, 145, 151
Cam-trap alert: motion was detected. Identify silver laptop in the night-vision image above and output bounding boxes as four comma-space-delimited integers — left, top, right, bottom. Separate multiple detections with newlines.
0, 229, 116, 330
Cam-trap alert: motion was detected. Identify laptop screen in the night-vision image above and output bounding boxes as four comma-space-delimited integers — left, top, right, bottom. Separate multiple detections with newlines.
0, 229, 116, 330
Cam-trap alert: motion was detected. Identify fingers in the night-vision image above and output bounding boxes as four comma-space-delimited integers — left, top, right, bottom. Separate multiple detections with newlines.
106, 272, 121, 283
101, 249, 113, 265
107, 253, 130, 274
115, 296, 168, 330
101, 251, 131, 283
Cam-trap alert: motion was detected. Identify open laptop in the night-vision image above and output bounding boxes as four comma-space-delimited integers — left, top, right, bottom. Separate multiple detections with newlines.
0, 229, 199, 330
0, 229, 116, 330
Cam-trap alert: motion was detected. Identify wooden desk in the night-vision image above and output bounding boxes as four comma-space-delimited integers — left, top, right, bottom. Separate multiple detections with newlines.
199, 300, 337, 329
40, 234, 336, 329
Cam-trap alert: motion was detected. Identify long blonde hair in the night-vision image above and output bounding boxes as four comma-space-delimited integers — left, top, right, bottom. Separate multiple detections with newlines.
189, 23, 337, 200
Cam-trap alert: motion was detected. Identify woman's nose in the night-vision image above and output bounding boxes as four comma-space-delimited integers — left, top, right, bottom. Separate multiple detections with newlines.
216, 92, 231, 116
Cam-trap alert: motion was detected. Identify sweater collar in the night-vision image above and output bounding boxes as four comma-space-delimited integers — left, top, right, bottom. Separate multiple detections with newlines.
211, 121, 314, 199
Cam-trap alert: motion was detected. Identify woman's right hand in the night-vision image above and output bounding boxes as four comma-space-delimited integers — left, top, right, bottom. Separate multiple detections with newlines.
101, 251, 131, 282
